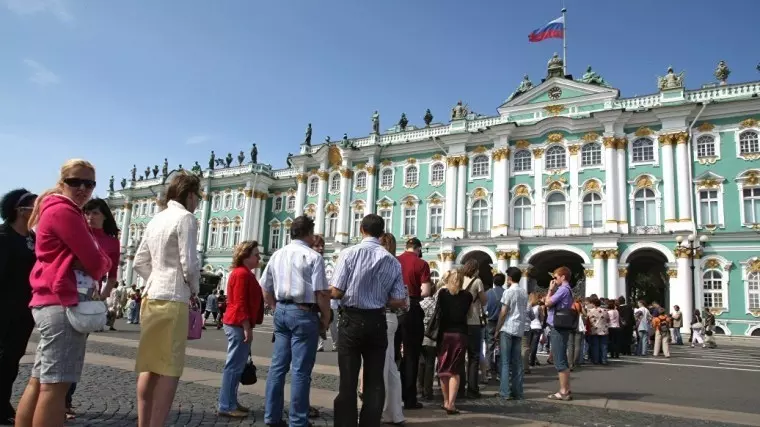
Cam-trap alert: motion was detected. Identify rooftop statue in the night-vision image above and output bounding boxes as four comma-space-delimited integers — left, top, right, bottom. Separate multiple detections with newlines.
580, 65, 609, 87
547, 52, 564, 78
191, 161, 202, 176
371, 111, 380, 134
130, 165, 137, 181
304, 123, 312, 146
120, 178, 127, 190
424, 109, 433, 127
325, 135, 331, 144
152, 165, 159, 178
341, 133, 350, 148
658, 66, 685, 90
215, 158, 225, 168
251, 144, 258, 164
714, 60, 730, 85
237, 151, 245, 166
178, 164, 183, 170
286, 153, 293, 168
109, 176, 114, 192
398, 113, 408, 131
451, 100, 468, 120
225, 153, 233, 168
162, 158, 169, 177
209, 151, 216, 170
507, 74, 534, 101
144, 167, 151, 180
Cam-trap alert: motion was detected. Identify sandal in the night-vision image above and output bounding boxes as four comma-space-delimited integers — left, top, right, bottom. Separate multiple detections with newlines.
547, 392, 572, 401
446, 409, 460, 415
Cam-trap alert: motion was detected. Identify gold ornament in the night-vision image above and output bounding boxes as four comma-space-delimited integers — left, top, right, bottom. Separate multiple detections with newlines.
704, 259, 721, 270
340, 168, 353, 178
317, 170, 329, 180
366, 165, 376, 175
584, 180, 601, 192
584, 269, 594, 278
615, 137, 628, 150
636, 176, 653, 189
658, 134, 675, 145
667, 269, 678, 278
472, 145, 487, 153
432, 153, 443, 161
568, 145, 581, 155
473, 188, 487, 199
295, 174, 308, 184
382, 159, 393, 166
739, 118, 759, 129
544, 105, 565, 116
697, 122, 715, 132
532, 148, 544, 158
603, 136, 616, 148
635, 127, 653, 137
328, 145, 343, 168
618, 267, 628, 278
515, 140, 531, 149
548, 181, 562, 191
591, 249, 607, 259
547, 133, 564, 143
407, 158, 417, 164
582, 132, 600, 142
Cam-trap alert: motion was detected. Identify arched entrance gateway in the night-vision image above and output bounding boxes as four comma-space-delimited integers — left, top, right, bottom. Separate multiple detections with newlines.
524, 246, 588, 296
460, 250, 495, 289
620, 243, 675, 308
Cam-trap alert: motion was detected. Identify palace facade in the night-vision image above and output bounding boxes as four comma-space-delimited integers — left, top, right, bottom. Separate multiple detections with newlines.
107, 56, 760, 336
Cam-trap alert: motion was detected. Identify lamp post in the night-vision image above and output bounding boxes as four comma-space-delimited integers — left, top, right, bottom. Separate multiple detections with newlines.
675, 234, 709, 313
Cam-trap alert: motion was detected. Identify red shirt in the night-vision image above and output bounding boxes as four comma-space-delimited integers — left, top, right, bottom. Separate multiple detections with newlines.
397, 251, 431, 298
223, 266, 264, 327
92, 228, 120, 281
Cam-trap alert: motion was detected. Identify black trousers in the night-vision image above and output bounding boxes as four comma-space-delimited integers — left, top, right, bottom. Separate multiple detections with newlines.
459, 325, 482, 395
0, 306, 34, 418
334, 308, 387, 427
608, 327, 621, 358
398, 302, 424, 406
419, 345, 437, 399
621, 327, 633, 355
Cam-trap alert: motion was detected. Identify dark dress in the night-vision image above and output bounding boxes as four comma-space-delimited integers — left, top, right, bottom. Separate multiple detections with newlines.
436, 288, 473, 378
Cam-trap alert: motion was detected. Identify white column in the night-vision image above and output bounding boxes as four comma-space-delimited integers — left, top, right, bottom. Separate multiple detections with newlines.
491, 148, 509, 237
606, 250, 619, 299
616, 139, 628, 232
694, 258, 704, 313
198, 184, 211, 251
568, 145, 580, 228
496, 253, 508, 274
603, 137, 618, 232
335, 168, 352, 244
441, 252, 454, 273
366, 165, 377, 213
618, 263, 628, 302
443, 158, 458, 236
589, 250, 605, 297
249, 193, 262, 242
673, 256, 693, 334
532, 149, 545, 230
256, 195, 267, 243
294, 173, 307, 217
241, 188, 253, 240
520, 268, 530, 292
125, 254, 135, 285
675, 132, 693, 225
456, 157, 467, 232
659, 134, 677, 225
315, 170, 328, 235
119, 200, 133, 249
509, 251, 519, 268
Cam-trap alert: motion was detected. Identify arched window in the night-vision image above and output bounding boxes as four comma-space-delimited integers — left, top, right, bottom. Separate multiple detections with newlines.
381, 168, 394, 188
743, 187, 760, 224
355, 171, 367, 189
430, 270, 441, 286
286, 196, 296, 211
221, 221, 230, 247
308, 176, 319, 196
697, 135, 716, 158
283, 225, 292, 246
471, 155, 490, 178
270, 227, 281, 251
632, 138, 655, 163
471, 199, 490, 233
150, 201, 157, 216
330, 174, 341, 192
429, 205, 443, 236
212, 195, 221, 211
351, 211, 363, 238
235, 193, 245, 210
405, 166, 419, 187
581, 143, 602, 166
232, 222, 242, 246
430, 163, 445, 184
703, 270, 724, 309
513, 197, 532, 230
273, 196, 283, 211
140, 203, 147, 216
403, 205, 417, 236
380, 209, 392, 233
224, 194, 233, 210
513, 150, 532, 172
546, 192, 566, 229
545, 146, 566, 170
209, 221, 219, 247
633, 188, 657, 226
748, 271, 760, 310
582, 192, 603, 228
739, 131, 760, 155
325, 212, 338, 238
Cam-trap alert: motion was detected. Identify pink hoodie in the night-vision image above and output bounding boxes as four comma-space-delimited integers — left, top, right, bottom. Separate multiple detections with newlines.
29, 194, 111, 307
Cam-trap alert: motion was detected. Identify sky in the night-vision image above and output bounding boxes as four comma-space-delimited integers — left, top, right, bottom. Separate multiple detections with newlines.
2, 0, 760, 197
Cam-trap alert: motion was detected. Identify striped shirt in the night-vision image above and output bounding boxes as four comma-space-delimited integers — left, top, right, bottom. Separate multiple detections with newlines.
260, 239, 327, 304
332, 237, 407, 309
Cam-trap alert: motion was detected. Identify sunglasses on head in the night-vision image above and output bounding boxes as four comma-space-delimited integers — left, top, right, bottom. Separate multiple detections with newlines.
63, 178, 97, 190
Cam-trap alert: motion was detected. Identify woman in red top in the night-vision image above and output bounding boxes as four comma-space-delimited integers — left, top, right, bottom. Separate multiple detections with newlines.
217, 240, 263, 418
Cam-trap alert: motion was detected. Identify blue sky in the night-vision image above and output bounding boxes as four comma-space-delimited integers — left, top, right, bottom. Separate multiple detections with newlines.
2, 0, 759, 197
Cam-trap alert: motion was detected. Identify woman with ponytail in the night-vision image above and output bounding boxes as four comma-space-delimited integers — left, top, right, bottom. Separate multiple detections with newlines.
15, 159, 111, 427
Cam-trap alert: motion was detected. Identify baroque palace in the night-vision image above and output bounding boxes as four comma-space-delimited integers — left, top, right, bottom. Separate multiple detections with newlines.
107, 55, 760, 336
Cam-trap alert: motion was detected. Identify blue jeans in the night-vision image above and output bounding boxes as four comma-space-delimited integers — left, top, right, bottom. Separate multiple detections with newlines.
549, 328, 571, 372
129, 302, 141, 323
672, 327, 683, 345
589, 335, 609, 364
264, 305, 319, 427
218, 325, 250, 412
499, 333, 523, 399
600, 335, 609, 364
636, 330, 648, 356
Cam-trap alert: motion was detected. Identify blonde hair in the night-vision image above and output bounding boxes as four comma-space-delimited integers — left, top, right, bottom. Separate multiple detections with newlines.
231, 240, 259, 268
528, 292, 540, 306
445, 269, 464, 295
28, 159, 96, 229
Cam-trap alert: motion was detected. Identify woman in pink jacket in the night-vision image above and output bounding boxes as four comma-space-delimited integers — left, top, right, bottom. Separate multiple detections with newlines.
15, 159, 111, 427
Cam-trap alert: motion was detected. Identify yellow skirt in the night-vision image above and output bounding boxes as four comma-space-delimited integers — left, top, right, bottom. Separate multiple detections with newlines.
135, 299, 189, 377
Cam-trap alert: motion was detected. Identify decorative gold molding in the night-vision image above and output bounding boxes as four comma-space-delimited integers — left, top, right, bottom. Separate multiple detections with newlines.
286, 188, 296, 196
635, 127, 653, 137
606, 249, 619, 259
675, 132, 689, 144
325, 203, 339, 214
748, 259, 760, 273
492, 147, 511, 161
406, 158, 417, 164
635, 176, 653, 189
402, 196, 417, 208
458, 156, 468, 166
697, 122, 715, 132
439, 251, 456, 262
521, 267, 532, 277
568, 145, 581, 155
544, 105, 564, 116
739, 118, 759, 129
379, 200, 393, 209
431, 153, 443, 161
295, 173, 308, 184
495, 250, 508, 261
317, 170, 329, 180
471, 145, 487, 154
514, 185, 529, 197
428, 260, 438, 270
509, 250, 520, 260
381, 159, 393, 166
704, 259, 721, 270
583, 180, 601, 192
548, 181, 563, 191
515, 140, 531, 149
532, 148, 544, 158
547, 132, 564, 143
667, 269, 678, 278
243, 189, 253, 197
658, 134, 674, 145
584, 268, 594, 278
429, 196, 442, 205
328, 145, 343, 168
366, 165, 376, 175
355, 163, 366, 170
744, 171, 760, 186
603, 136, 616, 148
582, 132, 600, 142
340, 168, 353, 178
615, 137, 628, 150
618, 267, 627, 278
473, 188, 487, 199
591, 249, 607, 259
697, 177, 721, 189
674, 246, 691, 259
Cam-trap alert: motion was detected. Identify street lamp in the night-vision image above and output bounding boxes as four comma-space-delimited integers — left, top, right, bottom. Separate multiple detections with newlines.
675, 234, 709, 313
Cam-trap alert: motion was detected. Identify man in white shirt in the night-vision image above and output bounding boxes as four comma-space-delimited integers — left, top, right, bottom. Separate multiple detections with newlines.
494, 267, 528, 400
261, 216, 330, 427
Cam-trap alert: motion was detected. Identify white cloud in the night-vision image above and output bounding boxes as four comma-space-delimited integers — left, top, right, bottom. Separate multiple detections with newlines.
186, 135, 213, 145
4, 0, 73, 23
23, 59, 60, 87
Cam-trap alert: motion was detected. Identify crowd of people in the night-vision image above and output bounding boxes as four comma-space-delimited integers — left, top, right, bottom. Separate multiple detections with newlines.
0, 158, 719, 427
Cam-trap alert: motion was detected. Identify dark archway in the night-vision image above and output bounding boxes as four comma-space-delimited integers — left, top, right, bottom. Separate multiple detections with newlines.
460, 250, 494, 290
528, 251, 586, 297
626, 249, 669, 307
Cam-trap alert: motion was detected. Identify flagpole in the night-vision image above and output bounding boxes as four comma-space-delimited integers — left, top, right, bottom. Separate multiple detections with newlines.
562, 7, 567, 75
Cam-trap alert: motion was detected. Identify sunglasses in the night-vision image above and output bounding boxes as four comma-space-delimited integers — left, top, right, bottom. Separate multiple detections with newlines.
63, 178, 97, 190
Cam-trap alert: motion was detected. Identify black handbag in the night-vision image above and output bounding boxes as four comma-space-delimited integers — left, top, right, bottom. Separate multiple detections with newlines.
552, 308, 578, 330
240, 357, 257, 385
424, 295, 442, 341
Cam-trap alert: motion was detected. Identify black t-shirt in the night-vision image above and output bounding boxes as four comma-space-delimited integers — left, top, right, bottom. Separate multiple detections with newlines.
438, 288, 473, 335
0, 223, 36, 307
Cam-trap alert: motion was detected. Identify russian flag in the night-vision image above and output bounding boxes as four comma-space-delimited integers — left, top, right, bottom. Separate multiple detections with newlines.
528, 16, 564, 42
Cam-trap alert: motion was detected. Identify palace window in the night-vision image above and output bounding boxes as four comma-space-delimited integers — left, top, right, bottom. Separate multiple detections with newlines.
381, 168, 394, 188
325, 212, 338, 238
582, 192, 603, 228
699, 190, 720, 226
212, 195, 221, 211
284, 225, 291, 246
351, 211, 363, 238
739, 131, 760, 156
330, 174, 341, 192
355, 171, 367, 189
633, 189, 657, 226
150, 201, 157, 216
471, 155, 490, 178
545, 146, 566, 170
232, 222, 242, 246
209, 222, 219, 247
581, 143, 602, 167
270, 227, 280, 251
224, 194, 233, 210
403, 206, 417, 236
697, 135, 716, 158
430, 163, 445, 184
546, 193, 566, 229
274, 196, 283, 212
632, 138, 655, 163
286, 196, 296, 211
430, 270, 440, 286
404, 166, 419, 187
235, 193, 245, 210
703, 270, 724, 309
140, 203, 147, 216
748, 271, 760, 310
308, 176, 319, 196
380, 209, 392, 233
221, 222, 230, 247
471, 199, 490, 234
513, 197, 532, 230
743, 187, 760, 223
429, 206, 443, 236
513, 150, 532, 172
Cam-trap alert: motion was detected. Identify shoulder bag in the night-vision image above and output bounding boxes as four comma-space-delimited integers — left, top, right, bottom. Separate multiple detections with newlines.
66, 301, 108, 334
424, 290, 443, 340
240, 356, 258, 385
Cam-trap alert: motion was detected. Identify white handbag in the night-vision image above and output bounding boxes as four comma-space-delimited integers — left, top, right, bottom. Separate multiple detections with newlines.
66, 301, 108, 334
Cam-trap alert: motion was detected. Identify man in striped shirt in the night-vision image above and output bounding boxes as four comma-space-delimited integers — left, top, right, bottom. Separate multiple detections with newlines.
330, 214, 407, 427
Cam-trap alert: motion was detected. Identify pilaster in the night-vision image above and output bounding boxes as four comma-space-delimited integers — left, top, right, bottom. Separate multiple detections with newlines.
617, 263, 628, 303
589, 249, 606, 297
315, 169, 329, 235
659, 133, 678, 231
198, 185, 211, 251
256, 193, 267, 243
606, 249, 619, 299
365, 164, 377, 213
294, 173, 307, 217
443, 157, 458, 238
615, 138, 629, 233
532, 148, 545, 229
491, 147, 511, 237
335, 167, 353, 244
241, 187, 253, 240
568, 144, 580, 228
603, 137, 618, 232
674, 132, 694, 228
249, 192, 263, 242
125, 253, 135, 286
455, 156, 467, 234
119, 199, 133, 249
674, 251, 693, 333
495, 250, 509, 274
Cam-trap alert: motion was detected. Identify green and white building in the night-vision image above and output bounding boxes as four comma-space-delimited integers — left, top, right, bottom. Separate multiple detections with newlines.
107, 56, 760, 336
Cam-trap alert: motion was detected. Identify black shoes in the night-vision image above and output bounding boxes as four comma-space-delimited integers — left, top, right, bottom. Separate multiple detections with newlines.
403, 401, 423, 410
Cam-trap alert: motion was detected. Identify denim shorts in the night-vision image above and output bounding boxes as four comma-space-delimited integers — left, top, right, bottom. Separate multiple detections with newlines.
31, 305, 88, 384
550, 327, 571, 372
